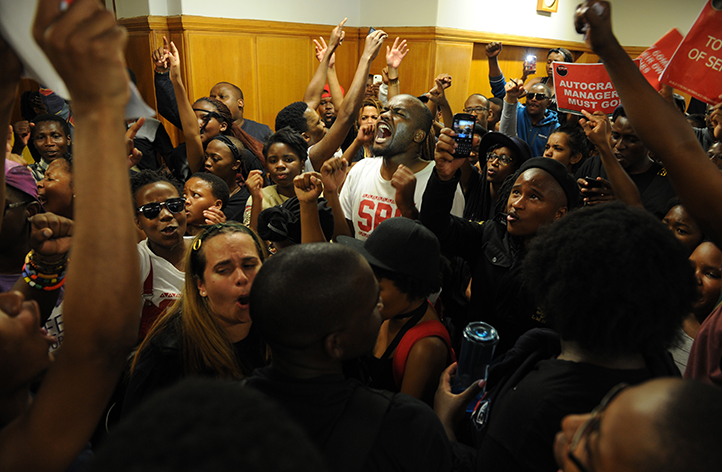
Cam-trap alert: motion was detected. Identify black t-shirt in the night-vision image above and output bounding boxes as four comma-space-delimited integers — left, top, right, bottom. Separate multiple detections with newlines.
243, 366, 453, 472
463, 165, 495, 222
224, 188, 250, 223
575, 156, 676, 218
479, 359, 652, 472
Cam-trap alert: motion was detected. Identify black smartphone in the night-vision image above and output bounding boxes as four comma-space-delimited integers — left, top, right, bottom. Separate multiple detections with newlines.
368, 26, 376, 35
584, 177, 604, 188
452, 113, 476, 158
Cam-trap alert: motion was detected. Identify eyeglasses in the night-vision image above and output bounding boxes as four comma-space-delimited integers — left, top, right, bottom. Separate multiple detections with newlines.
463, 106, 488, 114
527, 93, 550, 101
486, 152, 514, 166
136, 197, 185, 219
567, 383, 628, 472
3, 200, 32, 218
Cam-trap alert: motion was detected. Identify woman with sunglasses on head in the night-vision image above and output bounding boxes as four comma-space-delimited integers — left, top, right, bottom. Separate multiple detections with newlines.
123, 223, 268, 416
131, 170, 191, 339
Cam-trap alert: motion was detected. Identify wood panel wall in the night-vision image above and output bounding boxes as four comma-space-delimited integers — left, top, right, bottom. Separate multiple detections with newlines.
12, 16, 654, 144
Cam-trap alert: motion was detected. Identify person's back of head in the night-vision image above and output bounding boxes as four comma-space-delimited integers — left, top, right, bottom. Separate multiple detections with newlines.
88, 378, 328, 472
275, 101, 309, 134
250, 243, 381, 362
524, 202, 697, 358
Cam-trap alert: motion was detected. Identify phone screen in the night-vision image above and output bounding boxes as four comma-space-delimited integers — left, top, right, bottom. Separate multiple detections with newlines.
452, 114, 476, 158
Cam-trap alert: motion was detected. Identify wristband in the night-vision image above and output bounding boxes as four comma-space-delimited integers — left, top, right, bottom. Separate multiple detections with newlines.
22, 251, 68, 291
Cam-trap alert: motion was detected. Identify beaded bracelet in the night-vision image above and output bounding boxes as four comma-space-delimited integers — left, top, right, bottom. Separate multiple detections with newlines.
22, 251, 68, 291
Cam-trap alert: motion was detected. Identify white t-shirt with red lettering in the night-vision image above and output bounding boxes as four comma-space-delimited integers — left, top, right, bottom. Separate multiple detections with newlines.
137, 239, 186, 324
340, 157, 465, 240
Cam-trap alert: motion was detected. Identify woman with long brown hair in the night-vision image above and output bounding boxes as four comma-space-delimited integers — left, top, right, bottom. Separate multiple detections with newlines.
122, 223, 268, 416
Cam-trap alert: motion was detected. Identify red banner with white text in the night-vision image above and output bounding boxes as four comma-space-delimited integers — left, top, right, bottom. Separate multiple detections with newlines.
661, 0, 722, 104
638, 29, 684, 91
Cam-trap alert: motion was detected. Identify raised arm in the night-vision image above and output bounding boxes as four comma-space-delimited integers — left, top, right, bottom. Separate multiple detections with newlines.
293, 172, 327, 244
314, 36, 344, 111
575, 1, 722, 245
427, 75, 453, 131
320, 157, 352, 240
303, 19, 346, 111
579, 109, 642, 208
384, 37, 409, 101
168, 40, 205, 174
499, 79, 523, 138
152, 37, 181, 129
486, 42, 506, 99
308, 29, 386, 171
10, 213, 73, 323
0, 1, 141, 470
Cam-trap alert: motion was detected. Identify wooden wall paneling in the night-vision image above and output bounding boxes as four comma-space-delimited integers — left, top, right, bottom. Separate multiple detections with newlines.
353, 28, 437, 100
330, 36, 360, 101
184, 32, 257, 119
388, 39, 435, 100
433, 41, 474, 115
112, 16, 669, 153
469, 43, 492, 99
256, 35, 313, 130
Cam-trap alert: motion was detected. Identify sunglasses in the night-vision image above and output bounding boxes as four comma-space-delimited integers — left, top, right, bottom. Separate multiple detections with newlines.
527, 93, 550, 101
136, 197, 185, 219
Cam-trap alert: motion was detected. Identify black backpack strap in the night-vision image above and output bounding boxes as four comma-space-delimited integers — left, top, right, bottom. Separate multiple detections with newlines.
323, 386, 394, 472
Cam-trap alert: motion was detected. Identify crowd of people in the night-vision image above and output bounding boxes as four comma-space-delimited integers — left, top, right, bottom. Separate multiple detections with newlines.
2, 1, 722, 471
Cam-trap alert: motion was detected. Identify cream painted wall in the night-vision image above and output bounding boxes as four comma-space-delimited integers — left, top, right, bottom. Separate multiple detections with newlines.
112, 0, 362, 25
359, 0, 438, 27
112, 0, 710, 47
436, 0, 708, 47
608, 0, 707, 46
436, 0, 579, 42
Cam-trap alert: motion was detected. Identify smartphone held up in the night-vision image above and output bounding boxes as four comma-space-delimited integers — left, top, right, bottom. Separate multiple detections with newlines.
452, 113, 476, 158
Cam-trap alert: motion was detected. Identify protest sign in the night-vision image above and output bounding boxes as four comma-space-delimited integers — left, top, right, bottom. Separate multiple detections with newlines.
660, 0, 722, 104
638, 29, 684, 91
553, 62, 626, 115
